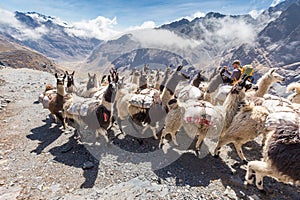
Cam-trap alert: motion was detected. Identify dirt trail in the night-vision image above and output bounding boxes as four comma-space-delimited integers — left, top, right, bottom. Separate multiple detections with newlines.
0, 67, 299, 199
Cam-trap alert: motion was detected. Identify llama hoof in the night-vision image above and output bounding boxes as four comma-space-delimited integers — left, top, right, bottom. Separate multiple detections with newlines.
242, 160, 248, 165
159, 142, 164, 149
259, 189, 267, 195
213, 154, 220, 158
195, 149, 200, 157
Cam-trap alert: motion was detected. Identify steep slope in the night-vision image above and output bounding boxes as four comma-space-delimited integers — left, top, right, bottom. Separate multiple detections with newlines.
0, 11, 101, 61
0, 37, 59, 73
112, 48, 190, 70
222, 1, 300, 83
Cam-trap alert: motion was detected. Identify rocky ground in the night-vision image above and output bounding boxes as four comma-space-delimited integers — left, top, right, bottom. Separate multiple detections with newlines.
0, 67, 299, 200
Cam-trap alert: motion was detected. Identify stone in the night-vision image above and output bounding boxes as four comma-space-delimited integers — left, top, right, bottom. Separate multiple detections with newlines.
61, 145, 73, 153
5, 99, 11, 103
82, 161, 94, 169
224, 186, 238, 200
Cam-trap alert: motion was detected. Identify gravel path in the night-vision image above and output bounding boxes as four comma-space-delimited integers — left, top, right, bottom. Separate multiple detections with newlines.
0, 67, 299, 199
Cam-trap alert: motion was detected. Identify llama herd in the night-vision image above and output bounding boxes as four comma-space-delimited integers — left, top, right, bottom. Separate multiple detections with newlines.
38, 65, 300, 192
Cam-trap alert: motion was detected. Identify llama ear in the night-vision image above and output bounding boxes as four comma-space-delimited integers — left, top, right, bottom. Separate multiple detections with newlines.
72, 71, 75, 75
88, 73, 91, 78
176, 65, 183, 71
115, 73, 119, 83
63, 74, 66, 79
65, 71, 69, 75
270, 68, 277, 74
55, 73, 58, 78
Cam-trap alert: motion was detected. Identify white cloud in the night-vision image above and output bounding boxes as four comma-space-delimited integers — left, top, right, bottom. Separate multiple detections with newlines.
130, 29, 200, 50
270, 0, 283, 7
215, 17, 257, 45
248, 9, 263, 19
65, 16, 120, 40
0, 7, 49, 40
186, 11, 206, 21
127, 21, 156, 31
173, 11, 206, 22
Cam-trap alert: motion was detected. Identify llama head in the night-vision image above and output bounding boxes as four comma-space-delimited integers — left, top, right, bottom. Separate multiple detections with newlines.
55, 73, 66, 86
168, 98, 178, 109
66, 71, 75, 86
164, 65, 190, 93
104, 69, 119, 103
87, 73, 98, 89
268, 68, 285, 83
230, 76, 252, 94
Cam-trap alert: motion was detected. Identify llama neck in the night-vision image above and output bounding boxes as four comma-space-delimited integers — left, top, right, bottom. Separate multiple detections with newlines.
57, 84, 65, 96
255, 76, 272, 97
160, 73, 170, 88
101, 99, 112, 111
223, 91, 245, 131
132, 75, 139, 84
161, 89, 172, 106
101, 86, 115, 111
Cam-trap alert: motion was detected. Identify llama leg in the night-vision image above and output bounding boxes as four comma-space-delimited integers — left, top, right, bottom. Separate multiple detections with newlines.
51, 112, 58, 123
246, 161, 270, 190
195, 132, 206, 151
96, 128, 109, 143
171, 131, 178, 146
245, 163, 255, 185
117, 117, 124, 133
159, 129, 167, 148
214, 137, 229, 157
150, 125, 158, 140
262, 131, 267, 147
141, 125, 148, 135
233, 142, 247, 162
255, 172, 264, 191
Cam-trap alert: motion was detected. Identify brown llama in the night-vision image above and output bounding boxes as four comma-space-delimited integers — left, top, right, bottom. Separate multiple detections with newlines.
213, 102, 269, 162
48, 73, 72, 129
159, 99, 183, 147
245, 123, 300, 190
64, 69, 119, 142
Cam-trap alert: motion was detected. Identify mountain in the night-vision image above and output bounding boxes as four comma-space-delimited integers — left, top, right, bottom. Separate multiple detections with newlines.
223, 1, 300, 83
83, 0, 300, 76
112, 48, 190, 70
0, 11, 101, 61
0, 36, 59, 73
85, 12, 260, 72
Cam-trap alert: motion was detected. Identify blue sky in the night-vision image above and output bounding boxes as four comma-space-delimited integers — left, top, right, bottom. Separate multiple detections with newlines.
0, 0, 282, 29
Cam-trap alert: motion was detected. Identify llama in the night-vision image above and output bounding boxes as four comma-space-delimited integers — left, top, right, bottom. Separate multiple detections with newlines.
115, 65, 189, 138
183, 79, 251, 151
245, 123, 300, 191
213, 103, 269, 162
65, 71, 76, 93
38, 84, 56, 108
287, 82, 300, 104
159, 99, 183, 147
211, 68, 285, 105
130, 68, 140, 85
76, 73, 100, 98
252, 68, 285, 98
48, 73, 72, 129
159, 77, 251, 151
64, 70, 119, 141
138, 70, 148, 91
159, 66, 172, 93
213, 70, 286, 162
175, 71, 206, 102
